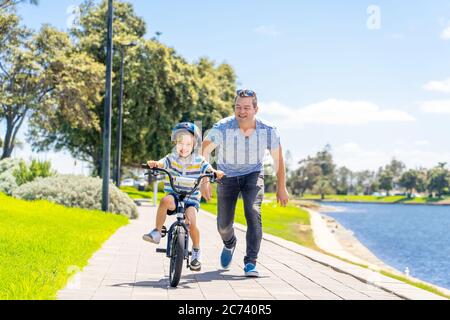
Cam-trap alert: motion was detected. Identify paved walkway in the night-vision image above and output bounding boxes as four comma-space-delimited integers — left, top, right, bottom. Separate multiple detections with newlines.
57, 204, 446, 300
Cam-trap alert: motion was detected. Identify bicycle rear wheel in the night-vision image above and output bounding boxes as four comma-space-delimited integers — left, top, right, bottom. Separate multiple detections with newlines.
169, 226, 186, 287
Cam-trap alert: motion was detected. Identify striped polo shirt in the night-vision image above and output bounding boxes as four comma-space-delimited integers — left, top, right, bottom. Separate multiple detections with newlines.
159, 152, 213, 203
204, 116, 281, 177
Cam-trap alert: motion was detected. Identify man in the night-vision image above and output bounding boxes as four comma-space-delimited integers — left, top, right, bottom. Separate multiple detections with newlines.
201, 89, 289, 277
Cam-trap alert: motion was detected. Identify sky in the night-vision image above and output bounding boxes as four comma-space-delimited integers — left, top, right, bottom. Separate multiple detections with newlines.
2, 0, 450, 174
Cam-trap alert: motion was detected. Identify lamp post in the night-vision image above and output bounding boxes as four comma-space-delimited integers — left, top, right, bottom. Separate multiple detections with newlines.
102, 0, 114, 212
114, 42, 137, 188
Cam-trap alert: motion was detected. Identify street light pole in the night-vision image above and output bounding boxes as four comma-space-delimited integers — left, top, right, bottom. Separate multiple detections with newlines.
114, 42, 137, 188
102, 0, 114, 212
114, 46, 125, 188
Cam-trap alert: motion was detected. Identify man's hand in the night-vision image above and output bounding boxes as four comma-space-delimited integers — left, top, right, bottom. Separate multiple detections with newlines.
277, 186, 289, 207
201, 180, 212, 202
215, 170, 225, 180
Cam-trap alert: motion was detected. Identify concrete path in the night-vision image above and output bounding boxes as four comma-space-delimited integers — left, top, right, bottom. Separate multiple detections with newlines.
57, 204, 446, 300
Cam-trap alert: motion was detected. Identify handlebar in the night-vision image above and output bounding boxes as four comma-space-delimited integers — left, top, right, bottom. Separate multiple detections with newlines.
141, 164, 216, 196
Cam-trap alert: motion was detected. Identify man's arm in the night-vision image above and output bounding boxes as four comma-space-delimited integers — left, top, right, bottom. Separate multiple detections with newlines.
201, 140, 216, 163
270, 145, 289, 207
200, 140, 217, 201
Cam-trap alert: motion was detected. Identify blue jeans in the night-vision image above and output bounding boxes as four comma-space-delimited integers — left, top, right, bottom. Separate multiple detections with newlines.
217, 171, 264, 265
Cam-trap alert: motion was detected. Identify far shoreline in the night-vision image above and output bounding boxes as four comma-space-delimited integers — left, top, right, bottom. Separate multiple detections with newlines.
306, 203, 450, 297
303, 199, 450, 206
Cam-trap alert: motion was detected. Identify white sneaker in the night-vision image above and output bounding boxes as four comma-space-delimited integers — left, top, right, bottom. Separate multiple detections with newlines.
142, 229, 161, 244
190, 248, 202, 271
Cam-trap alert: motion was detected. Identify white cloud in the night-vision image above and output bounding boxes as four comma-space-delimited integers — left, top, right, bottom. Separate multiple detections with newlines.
419, 100, 450, 114
440, 25, 450, 40
423, 78, 450, 93
254, 25, 281, 37
258, 99, 415, 128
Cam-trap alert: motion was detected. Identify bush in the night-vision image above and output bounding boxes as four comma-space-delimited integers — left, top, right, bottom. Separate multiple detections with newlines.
13, 159, 56, 186
0, 158, 21, 195
13, 175, 138, 219
144, 181, 164, 193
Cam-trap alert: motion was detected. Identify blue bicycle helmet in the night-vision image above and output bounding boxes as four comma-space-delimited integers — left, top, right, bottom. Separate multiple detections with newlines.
171, 122, 202, 146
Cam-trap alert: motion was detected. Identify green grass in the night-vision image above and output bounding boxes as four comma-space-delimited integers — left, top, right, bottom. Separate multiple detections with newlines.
119, 186, 165, 200
0, 193, 128, 300
299, 194, 450, 204
200, 189, 317, 249
380, 271, 450, 299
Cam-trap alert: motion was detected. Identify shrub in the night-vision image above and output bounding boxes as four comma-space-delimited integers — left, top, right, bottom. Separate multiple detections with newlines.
13, 159, 56, 186
0, 158, 21, 195
13, 175, 138, 219
144, 181, 164, 193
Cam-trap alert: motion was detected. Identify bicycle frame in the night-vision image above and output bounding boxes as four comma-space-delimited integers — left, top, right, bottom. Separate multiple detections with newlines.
141, 164, 216, 260
165, 195, 189, 259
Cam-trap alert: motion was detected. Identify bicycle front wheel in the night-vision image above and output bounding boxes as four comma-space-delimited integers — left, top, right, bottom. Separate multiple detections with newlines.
169, 226, 186, 287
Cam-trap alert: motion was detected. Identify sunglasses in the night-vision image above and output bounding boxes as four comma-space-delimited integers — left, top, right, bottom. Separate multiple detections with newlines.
236, 89, 257, 97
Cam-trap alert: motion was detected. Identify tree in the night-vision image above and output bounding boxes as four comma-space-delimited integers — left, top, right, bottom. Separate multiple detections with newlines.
287, 145, 337, 197
184, 57, 236, 129
427, 165, 450, 198
399, 169, 420, 198
27, 0, 236, 176
312, 177, 335, 200
416, 169, 428, 193
0, 0, 38, 12
335, 166, 352, 195
379, 170, 394, 196
1, 17, 105, 160
385, 158, 406, 187
288, 157, 321, 196
354, 170, 375, 195
1, 16, 101, 160
0, 14, 34, 159
313, 144, 335, 177
284, 149, 293, 176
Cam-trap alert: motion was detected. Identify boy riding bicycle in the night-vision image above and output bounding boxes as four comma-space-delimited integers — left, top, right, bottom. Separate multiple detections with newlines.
142, 122, 224, 271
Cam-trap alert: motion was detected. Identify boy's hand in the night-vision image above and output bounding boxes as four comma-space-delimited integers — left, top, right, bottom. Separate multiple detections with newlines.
147, 160, 159, 168
201, 180, 212, 202
215, 170, 225, 180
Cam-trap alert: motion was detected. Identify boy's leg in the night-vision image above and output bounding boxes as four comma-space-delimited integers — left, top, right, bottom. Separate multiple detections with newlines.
240, 172, 264, 266
155, 195, 176, 231
217, 176, 240, 249
186, 203, 202, 271
143, 194, 176, 244
185, 206, 200, 249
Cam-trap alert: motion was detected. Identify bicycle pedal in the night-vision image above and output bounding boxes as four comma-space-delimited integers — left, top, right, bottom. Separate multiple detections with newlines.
161, 226, 167, 238
156, 248, 167, 253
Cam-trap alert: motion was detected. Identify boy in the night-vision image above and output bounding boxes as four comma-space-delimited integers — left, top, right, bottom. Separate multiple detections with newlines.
142, 122, 224, 271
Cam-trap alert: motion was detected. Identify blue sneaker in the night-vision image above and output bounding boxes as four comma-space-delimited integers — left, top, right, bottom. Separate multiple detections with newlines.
244, 263, 259, 277
220, 244, 236, 270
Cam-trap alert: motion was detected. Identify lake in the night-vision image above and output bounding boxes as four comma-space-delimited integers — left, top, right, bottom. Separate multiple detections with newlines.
319, 202, 450, 290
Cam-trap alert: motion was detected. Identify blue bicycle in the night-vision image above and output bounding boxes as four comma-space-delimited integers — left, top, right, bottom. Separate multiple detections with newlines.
141, 164, 217, 287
